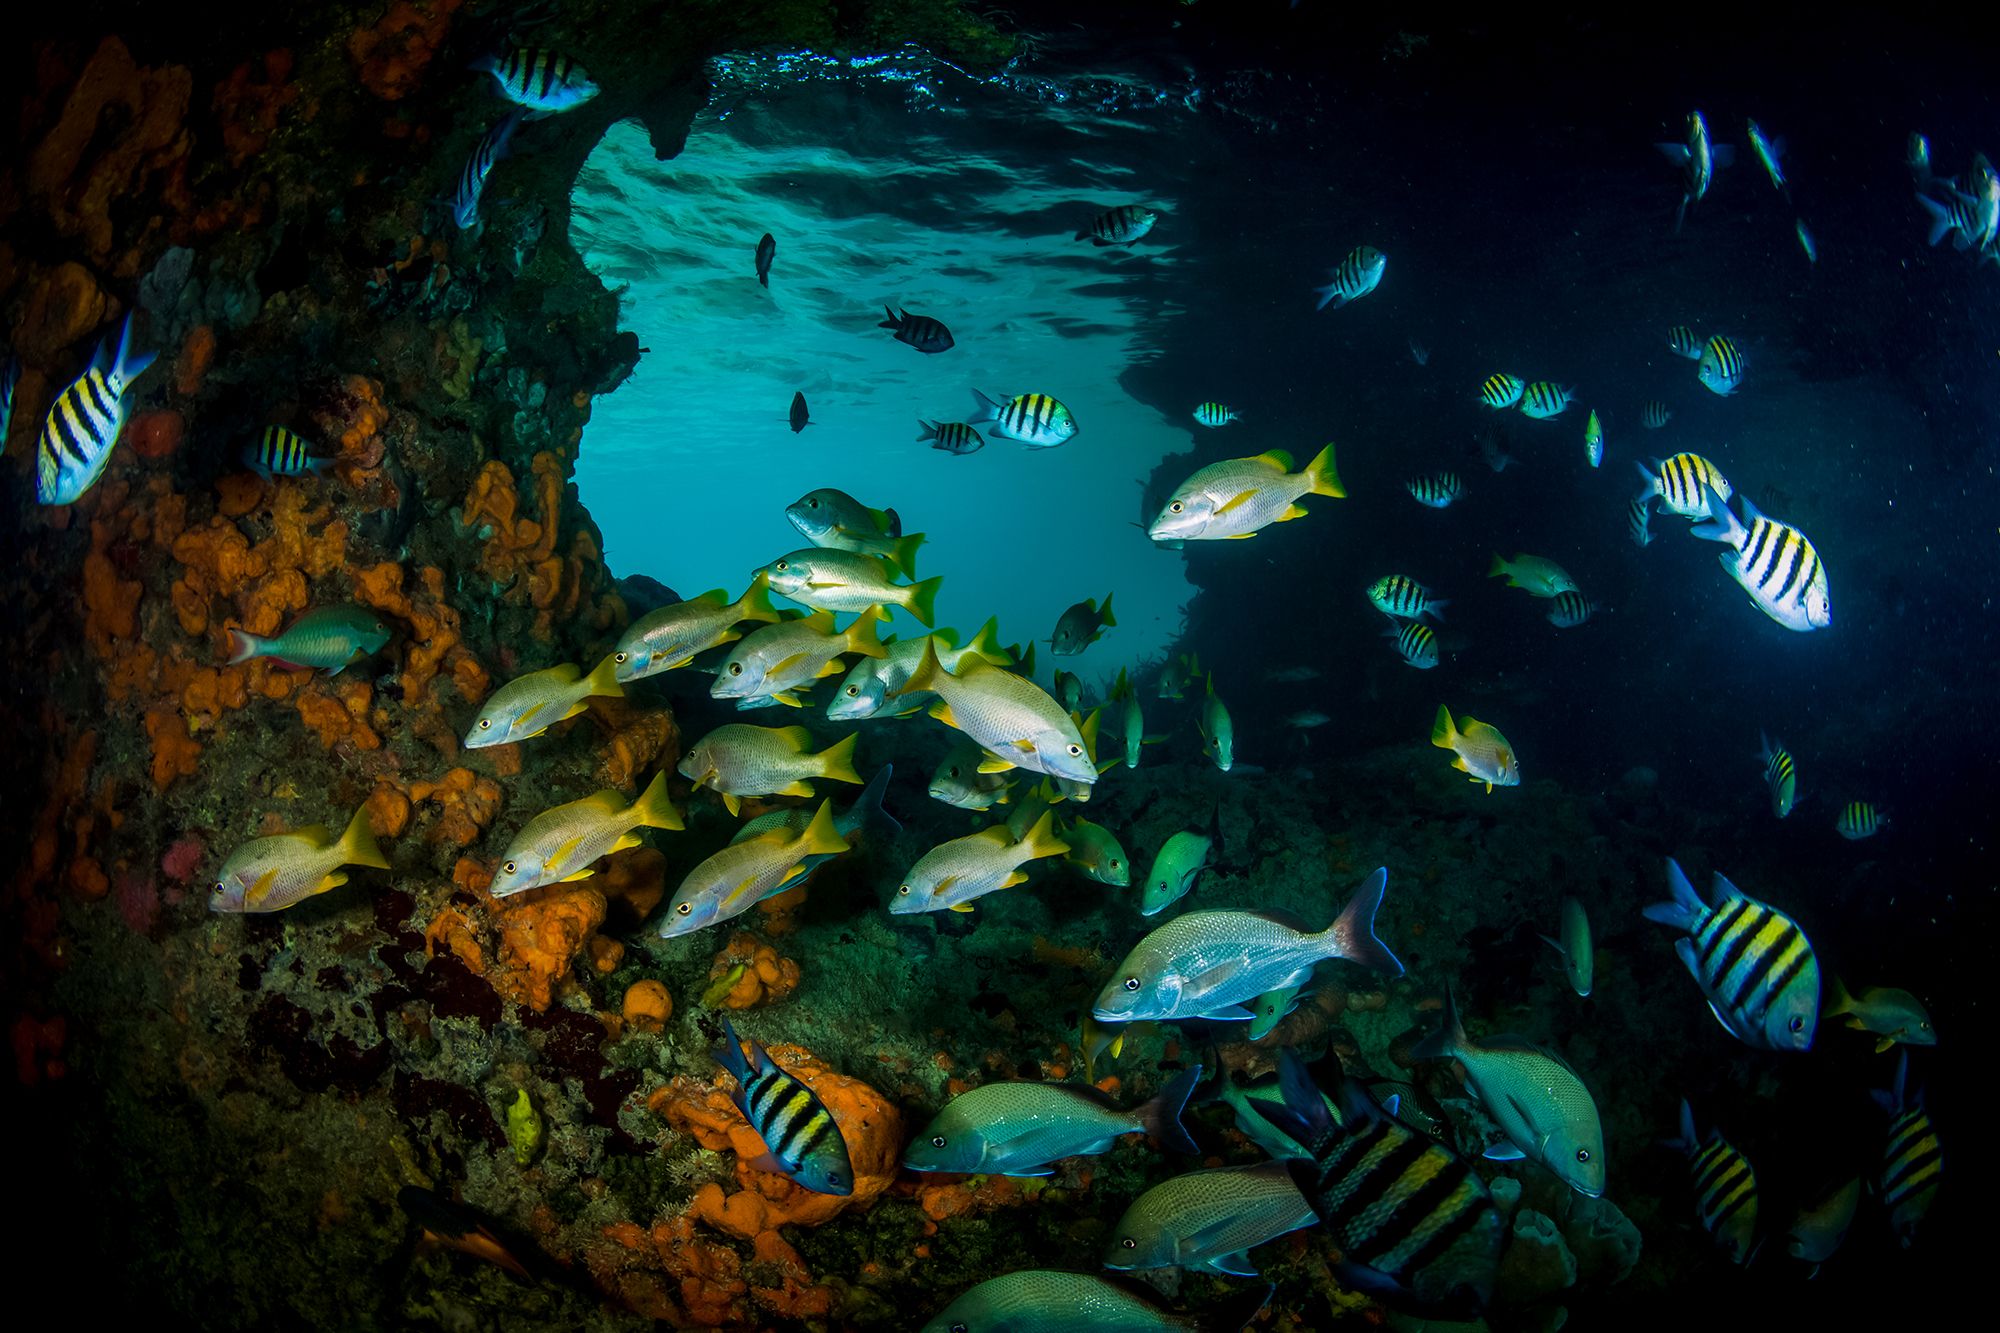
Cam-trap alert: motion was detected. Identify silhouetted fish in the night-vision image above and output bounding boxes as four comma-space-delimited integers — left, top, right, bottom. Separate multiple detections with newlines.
880, 306, 954, 354
757, 233, 776, 287
789, 391, 810, 433
398, 1186, 530, 1278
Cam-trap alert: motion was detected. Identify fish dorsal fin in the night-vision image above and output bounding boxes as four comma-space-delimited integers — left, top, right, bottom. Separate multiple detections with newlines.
1253, 449, 1294, 472
695, 588, 730, 606
971, 826, 1016, 848
773, 726, 813, 750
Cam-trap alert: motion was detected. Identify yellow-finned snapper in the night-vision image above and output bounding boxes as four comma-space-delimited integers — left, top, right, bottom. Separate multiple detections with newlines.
1411, 988, 1605, 1198
1541, 896, 1593, 996
1385, 620, 1439, 669
1052, 670, 1084, 715
919, 1271, 1267, 1333
36, 312, 156, 506
659, 799, 852, 937
828, 618, 1010, 722
711, 1015, 854, 1195
1139, 808, 1222, 917
1062, 815, 1131, 887
1836, 801, 1884, 838
1667, 326, 1702, 360
1640, 400, 1673, 429
784, 488, 924, 579
1103, 1161, 1317, 1276
1077, 203, 1159, 246
1697, 334, 1744, 395
209, 806, 391, 914
1080, 1014, 1143, 1083
1147, 444, 1343, 542
891, 810, 1069, 914
1746, 119, 1787, 193
1369, 574, 1449, 622
1643, 858, 1819, 1050
1584, 409, 1604, 468
1487, 553, 1578, 598
1667, 1100, 1759, 1264
678, 724, 862, 817
1518, 381, 1575, 419
903, 1066, 1199, 1176
1545, 591, 1599, 627
1192, 402, 1241, 427
969, 389, 1077, 449
614, 576, 782, 682
226, 605, 392, 674
1313, 245, 1386, 310
928, 738, 1014, 810
1760, 732, 1798, 818
711, 609, 887, 707
1872, 1049, 1943, 1247
1825, 977, 1934, 1053
1406, 471, 1462, 508
1093, 868, 1403, 1023
1199, 673, 1234, 772
474, 47, 599, 113
491, 773, 682, 897
1689, 487, 1831, 632
1109, 668, 1145, 770
1634, 452, 1731, 518
757, 548, 943, 627
1431, 706, 1520, 792
730, 765, 899, 900
1479, 373, 1526, 409
1786, 1177, 1861, 1276
467, 655, 623, 748
898, 641, 1098, 787
1656, 109, 1735, 232
1050, 593, 1116, 655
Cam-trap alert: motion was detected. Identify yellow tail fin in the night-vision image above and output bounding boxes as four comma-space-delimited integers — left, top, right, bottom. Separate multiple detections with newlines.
816, 731, 863, 785
1303, 442, 1344, 498
337, 805, 392, 871
845, 611, 888, 659
631, 771, 684, 831
887, 532, 926, 579
1021, 810, 1071, 861
906, 576, 944, 628
1097, 592, 1116, 627
799, 799, 851, 856
1486, 553, 1511, 580
583, 653, 626, 699
1430, 705, 1458, 751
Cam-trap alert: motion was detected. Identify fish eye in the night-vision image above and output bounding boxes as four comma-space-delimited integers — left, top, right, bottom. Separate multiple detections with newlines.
828, 1172, 843, 1184
1169, 501, 1184, 513
1789, 1016, 1804, 1032
1067, 744, 1082, 757
676, 902, 692, 915
1110, 859, 1121, 869
213, 881, 226, 894
1120, 1237, 1137, 1250
615, 651, 628, 664
931, 1135, 947, 1148
502, 861, 516, 874
807, 498, 819, 508
845, 686, 859, 697
479, 718, 493, 730
947, 766, 961, 778
1123, 977, 1140, 991
898, 885, 912, 895
729, 663, 744, 675
1576, 1148, 1590, 1163
775, 560, 788, 571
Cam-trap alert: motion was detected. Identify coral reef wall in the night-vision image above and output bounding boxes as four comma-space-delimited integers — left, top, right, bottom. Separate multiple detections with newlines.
0, 3, 1007, 1326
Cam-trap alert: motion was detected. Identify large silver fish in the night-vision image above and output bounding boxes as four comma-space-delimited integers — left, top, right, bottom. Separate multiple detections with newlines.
903, 1067, 1199, 1176
1102, 1161, 1317, 1276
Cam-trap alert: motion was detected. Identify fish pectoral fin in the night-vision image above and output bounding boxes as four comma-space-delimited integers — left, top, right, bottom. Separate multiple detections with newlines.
947, 902, 975, 913
609, 832, 645, 854
1277, 502, 1310, 521
1482, 1141, 1528, 1161
1195, 1004, 1257, 1020
813, 661, 845, 679
558, 867, 599, 882
772, 691, 806, 708
1212, 488, 1260, 517
1875, 1036, 1895, 1054
777, 781, 817, 797
315, 871, 348, 894
1204, 1251, 1261, 1278
929, 700, 959, 729
1002, 870, 1029, 888
977, 756, 1018, 774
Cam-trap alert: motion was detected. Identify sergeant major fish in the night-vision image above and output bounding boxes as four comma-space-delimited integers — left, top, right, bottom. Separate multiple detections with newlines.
1406, 471, 1462, 508
1148, 445, 1344, 542
1518, 381, 1576, 419
1193, 401, 1241, 427
1104, 1161, 1316, 1276
244, 425, 333, 479
1667, 326, 1703, 360
1545, 591, 1599, 627
210, 805, 390, 914
969, 389, 1076, 448
1667, 1100, 1759, 1264
467, 656, 623, 747
1640, 400, 1673, 429
712, 1015, 853, 1195
1634, 452, 1731, 518
227, 605, 392, 674
1690, 486, 1831, 632
1051, 594, 1116, 655
1431, 706, 1519, 792
1411, 988, 1605, 1197
473, 48, 599, 113
1643, 858, 1820, 1051
452, 110, 523, 229
659, 799, 851, 936
1697, 334, 1745, 395
1386, 621, 1438, 669
917, 419, 982, 454
1369, 574, 1449, 622
1759, 732, 1798, 818
36, 312, 156, 506
1077, 203, 1158, 246
1872, 1049, 1943, 1247
904, 1067, 1199, 1176
490, 773, 682, 897
1479, 373, 1526, 409
879, 306, 955, 354
1314, 246, 1386, 310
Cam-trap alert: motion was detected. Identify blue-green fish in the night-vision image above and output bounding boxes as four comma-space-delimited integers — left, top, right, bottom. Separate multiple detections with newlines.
1110, 668, 1144, 770
244, 425, 332, 479
1786, 1176, 1860, 1276
1746, 119, 1787, 192
1139, 812, 1220, 917
1411, 988, 1605, 1197
1246, 982, 1305, 1041
490, 772, 684, 898
1836, 801, 1886, 839
784, 488, 923, 578
1760, 732, 1798, 818
1094, 869, 1403, 1023
1541, 896, 1593, 996
36, 312, 155, 505
474, 48, 599, 113
1584, 408, 1604, 468
210, 805, 390, 914
1824, 977, 1934, 1053
1200, 674, 1233, 772
1104, 1161, 1316, 1276
904, 1066, 1199, 1176
1697, 335, 1744, 395
227, 605, 392, 674
1062, 815, 1130, 887
1077, 203, 1159, 246
713, 1016, 853, 1195
1253, 1049, 1502, 1315
1643, 858, 1819, 1051
1872, 1050, 1942, 1247
1050, 593, 1115, 656
467, 656, 623, 748
1314, 245, 1386, 310
1667, 1099, 1758, 1264
1518, 381, 1575, 419
920, 1271, 1267, 1333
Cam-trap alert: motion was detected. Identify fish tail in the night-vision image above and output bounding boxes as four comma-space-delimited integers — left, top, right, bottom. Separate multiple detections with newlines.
226, 627, 267, 665
1096, 592, 1117, 628
110, 311, 157, 384
878, 305, 902, 330
1915, 193, 1953, 246
1485, 553, 1511, 581
852, 764, 901, 836
962, 615, 1010, 667
845, 609, 888, 658
1312, 281, 1346, 311
337, 804, 392, 871
734, 571, 782, 624
1641, 858, 1706, 933
966, 388, 1003, 424
815, 732, 863, 786
1139, 1063, 1202, 1155
1301, 441, 1344, 498
1664, 1097, 1700, 1156
582, 652, 626, 699
631, 771, 684, 832
1688, 485, 1744, 544
1324, 867, 1404, 976
1409, 984, 1464, 1061
886, 532, 926, 580
905, 576, 943, 629
712, 1015, 751, 1082
1429, 704, 1458, 751
1425, 597, 1450, 622
915, 419, 938, 442
1823, 974, 1855, 1017
1020, 809, 1070, 861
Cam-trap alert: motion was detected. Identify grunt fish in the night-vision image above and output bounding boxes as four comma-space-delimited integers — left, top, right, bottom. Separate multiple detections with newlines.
210, 805, 390, 914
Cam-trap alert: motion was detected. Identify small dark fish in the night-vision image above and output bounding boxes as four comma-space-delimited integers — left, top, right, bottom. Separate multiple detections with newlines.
0, 352, 20, 444
245, 425, 332, 480
879, 306, 954, 354
756, 233, 776, 287
452, 111, 522, 230
398, 1186, 530, 1278
1076, 203, 1158, 246
789, 391, 810, 433
918, 419, 983, 454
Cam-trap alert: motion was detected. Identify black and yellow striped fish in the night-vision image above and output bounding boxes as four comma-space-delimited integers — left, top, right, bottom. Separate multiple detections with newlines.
1644, 858, 1820, 1051
1759, 733, 1797, 818
1640, 400, 1673, 429
1545, 591, 1598, 627
36, 313, 156, 506
244, 426, 332, 480
1406, 471, 1462, 509
1697, 334, 1744, 395
713, 1016, 854, 1195
452, 110, 522, 229
1836, 801, 1886, 839
473, 48, 599, 113
880, 306, 955, 354
1667, 326, 1702, 360
917, 419, 984, 455
1253, 1050, 1502, 1316
1313, 246, 1387, 310
1669, 1100, 1759, 1264
1518, 381, 1575, 419
969, 389, 1077, 448
1634, 452, 1731, 518
1690, 487, 1832, 632
1873, 1050, 1941, 1247
1386, 620, 1438, 668
1479, 373, 1525, 409
1076, 203, 1158, 246
1367, 574, 1448, 622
